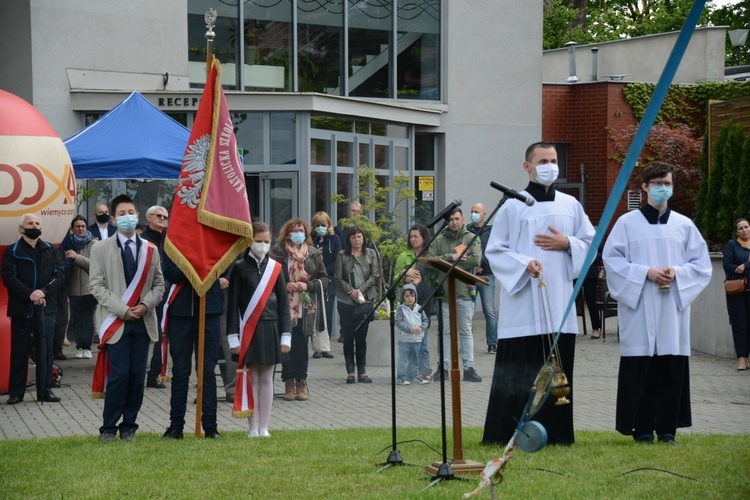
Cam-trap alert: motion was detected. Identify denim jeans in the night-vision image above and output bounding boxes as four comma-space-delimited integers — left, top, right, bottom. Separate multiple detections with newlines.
397, 341, 420, 381
477, 275, 498, 346
418, 324, 431, 376
440, 298, 475, 370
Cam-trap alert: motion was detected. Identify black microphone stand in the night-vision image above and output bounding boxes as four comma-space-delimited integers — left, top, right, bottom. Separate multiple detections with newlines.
368, 219, 451, 472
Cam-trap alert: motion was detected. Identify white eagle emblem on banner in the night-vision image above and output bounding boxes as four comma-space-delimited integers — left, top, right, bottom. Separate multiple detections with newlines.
176, 134, 210, 209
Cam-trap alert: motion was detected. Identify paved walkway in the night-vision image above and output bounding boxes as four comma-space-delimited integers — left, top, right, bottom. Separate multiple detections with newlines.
1, 318, 748, 440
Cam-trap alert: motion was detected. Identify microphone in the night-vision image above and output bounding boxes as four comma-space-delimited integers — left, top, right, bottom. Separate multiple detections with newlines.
490, 181, 535, 206
426, 198, 462, 228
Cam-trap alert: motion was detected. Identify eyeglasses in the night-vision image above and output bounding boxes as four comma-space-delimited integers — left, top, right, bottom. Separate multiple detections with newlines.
154, 214, 169, 220
648, 181, 673, 188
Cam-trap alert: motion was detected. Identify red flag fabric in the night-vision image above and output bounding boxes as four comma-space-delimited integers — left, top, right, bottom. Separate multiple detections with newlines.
165, 59, 253, 295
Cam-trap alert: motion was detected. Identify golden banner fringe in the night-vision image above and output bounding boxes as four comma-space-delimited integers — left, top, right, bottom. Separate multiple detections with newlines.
232, 409, 253, 418
158, 375, 171, 383
91, 392, 105, 400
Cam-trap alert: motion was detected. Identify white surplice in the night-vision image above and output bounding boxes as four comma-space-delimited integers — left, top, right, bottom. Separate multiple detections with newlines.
487, 191, 595, 339
603, 209, 712, 357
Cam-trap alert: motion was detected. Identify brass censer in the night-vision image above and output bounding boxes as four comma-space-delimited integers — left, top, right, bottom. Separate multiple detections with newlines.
537, 273, 571, 406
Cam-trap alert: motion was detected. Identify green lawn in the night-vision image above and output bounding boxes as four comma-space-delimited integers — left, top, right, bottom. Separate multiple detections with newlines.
1, 428, 748, 499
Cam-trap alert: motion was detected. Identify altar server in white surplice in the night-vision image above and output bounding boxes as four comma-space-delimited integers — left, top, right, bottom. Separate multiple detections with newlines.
603, 161, 711, 445
482, 142, 595, 446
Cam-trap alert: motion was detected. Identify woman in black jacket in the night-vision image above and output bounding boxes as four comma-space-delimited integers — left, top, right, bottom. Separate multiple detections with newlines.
723, 218, 750, 371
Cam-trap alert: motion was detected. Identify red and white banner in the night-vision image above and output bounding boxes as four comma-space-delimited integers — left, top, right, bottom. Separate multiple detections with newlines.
164, 59, 253, 296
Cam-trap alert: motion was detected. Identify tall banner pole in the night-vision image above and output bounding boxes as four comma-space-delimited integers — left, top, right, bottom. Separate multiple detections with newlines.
193, 7, 217, 439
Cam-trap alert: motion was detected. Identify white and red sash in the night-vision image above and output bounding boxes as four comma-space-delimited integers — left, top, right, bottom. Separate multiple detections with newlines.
91, 240, 155, 399
233, 258, 282, 418
157, 282, 185, 382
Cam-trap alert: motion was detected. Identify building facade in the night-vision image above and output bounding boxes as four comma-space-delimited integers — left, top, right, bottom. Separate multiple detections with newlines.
0, 0, 542, 232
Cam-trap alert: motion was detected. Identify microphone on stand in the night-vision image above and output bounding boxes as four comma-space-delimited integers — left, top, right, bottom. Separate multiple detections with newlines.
426, 198, 462, 228
490, 181, 535, 206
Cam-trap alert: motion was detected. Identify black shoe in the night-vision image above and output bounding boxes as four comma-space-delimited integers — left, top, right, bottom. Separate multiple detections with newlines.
147, 378, 166, 389
312, 352, 322, 359
321, 351, 334, 359
162, 427, 184, 439
463, 367, 482, 382
346, 376, 355, 384
657, 433, 678, 445
487, 345, 497, 354
433, 369, 449, 383
633, 432, 654, 444
357, 375, 372, 384
53, 348, 67, 360
337, 336, 344, 343
99, 432, 117, 443
43, 393, 61, 403
205, 429, 222, 439
225, 393, 235, 402
7, 395, 23, 405
121, 430, 136, 442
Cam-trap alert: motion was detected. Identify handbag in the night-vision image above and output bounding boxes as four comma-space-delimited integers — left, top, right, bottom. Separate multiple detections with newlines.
311, 281, 331, 352
350, 267, 375, 322
724, 276, 747, 296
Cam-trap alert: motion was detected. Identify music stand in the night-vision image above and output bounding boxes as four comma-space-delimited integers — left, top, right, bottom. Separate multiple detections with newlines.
419, 257, 487, 479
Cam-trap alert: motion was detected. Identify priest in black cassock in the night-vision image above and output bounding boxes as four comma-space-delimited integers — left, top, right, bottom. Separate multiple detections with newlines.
603, 162, 711, 445
482, 142, 595, 446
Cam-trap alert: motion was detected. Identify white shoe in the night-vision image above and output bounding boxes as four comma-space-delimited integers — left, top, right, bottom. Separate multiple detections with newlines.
248, 429, 259, 438
259, 430, 271, 438
83, 349, 92, 359
74, 349, 84, 359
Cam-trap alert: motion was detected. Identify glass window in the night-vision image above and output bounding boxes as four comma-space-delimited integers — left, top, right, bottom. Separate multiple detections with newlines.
359, 142, 370, 167
165, 113, 188, 127
414, 175, 435, 226
396, 1, 440, 101
355, 120, 369, 134
552, 142, 569, 181
270, 112, 296, 165
311, 171, 330, 215
311, 115, 353, 132
125, 180, 180, 226
298, 0, 344, 93
336, 172, 353, 222
348, 0, 392, 98
414, 134, 435, 170
394, 146, 408, 171
371, 122, 387, 136
233, 112, 264, 165
337, 141, 353, 167
374, 144, 389, 169
243, 0, 293, 91
188, 1, 240, 89
311, 138, 332, 166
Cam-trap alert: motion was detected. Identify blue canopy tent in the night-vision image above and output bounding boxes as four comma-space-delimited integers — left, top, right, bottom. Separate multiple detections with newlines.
64, 91, 189, 179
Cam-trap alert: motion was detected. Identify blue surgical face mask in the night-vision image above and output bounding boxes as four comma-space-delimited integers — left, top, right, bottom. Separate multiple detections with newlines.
650, 185, 673, 205
314, 225, 328, 236
116, 214, 139, 234
470, 212, 481, 224
290, 231, 306, 245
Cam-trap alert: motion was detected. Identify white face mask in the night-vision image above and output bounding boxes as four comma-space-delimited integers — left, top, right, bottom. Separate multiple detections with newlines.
533, 163, 559, 186
250, 242, 270, 260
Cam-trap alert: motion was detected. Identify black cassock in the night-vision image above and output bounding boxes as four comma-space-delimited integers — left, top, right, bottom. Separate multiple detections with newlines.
482, 333, 576, 446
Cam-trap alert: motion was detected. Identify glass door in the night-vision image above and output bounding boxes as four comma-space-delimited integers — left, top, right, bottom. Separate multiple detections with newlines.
261, 172, 298, 238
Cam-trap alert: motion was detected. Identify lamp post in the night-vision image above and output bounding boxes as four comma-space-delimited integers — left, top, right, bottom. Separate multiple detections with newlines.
728, 29, 748, 66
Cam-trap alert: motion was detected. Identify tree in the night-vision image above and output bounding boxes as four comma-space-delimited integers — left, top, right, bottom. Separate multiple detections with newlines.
610, 123, 702, 217
544, 0, 715, 49
717, 122, 746, 242
735, 136, 750, 225
710, 1, 750, 65
695, 132, 710, 235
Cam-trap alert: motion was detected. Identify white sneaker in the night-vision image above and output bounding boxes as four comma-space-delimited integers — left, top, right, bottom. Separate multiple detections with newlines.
74, 349, 84, 359
259, 430, 271, 438
248, 429, 259, 438
397, 379, 410, 386
83, 349, 92, 359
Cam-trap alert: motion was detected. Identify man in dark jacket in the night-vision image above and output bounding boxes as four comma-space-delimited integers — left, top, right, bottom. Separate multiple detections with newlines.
160, 251, 224, 439
140, 205, 169, 388
1, 213, 64, 404
88, 203, 117, 241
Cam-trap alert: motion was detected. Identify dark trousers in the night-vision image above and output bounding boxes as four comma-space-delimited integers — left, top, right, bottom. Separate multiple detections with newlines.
9, 311, 50, 399
53, 287, 68, 350
338, 302, 370, 375
581, 277, 601, 330
147, 301, 165, 380
168, 314, 220, 431
281, 321, 309, 381
100, 323, 150, 435
69, 295, 97, 350
726, 292, 750, 358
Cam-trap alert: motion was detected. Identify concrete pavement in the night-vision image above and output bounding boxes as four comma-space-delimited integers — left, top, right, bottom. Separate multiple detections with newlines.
1, 318, 748, 440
